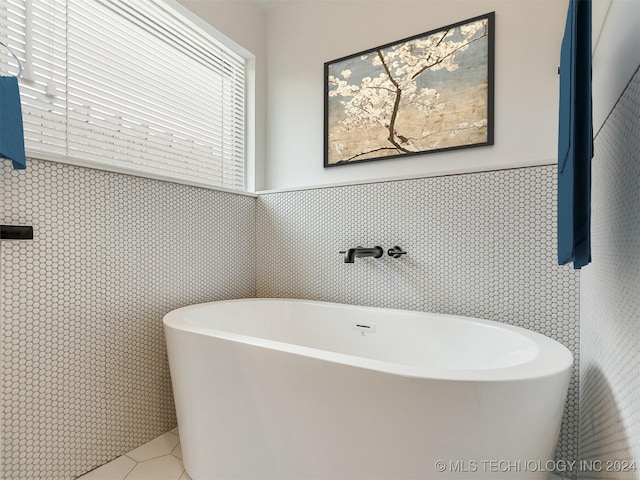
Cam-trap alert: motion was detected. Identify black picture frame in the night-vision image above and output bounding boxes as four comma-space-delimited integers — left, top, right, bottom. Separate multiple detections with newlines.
324, 12, 495, 167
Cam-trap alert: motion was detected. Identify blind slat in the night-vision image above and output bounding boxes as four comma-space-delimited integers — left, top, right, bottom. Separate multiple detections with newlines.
2, 0, 246, 191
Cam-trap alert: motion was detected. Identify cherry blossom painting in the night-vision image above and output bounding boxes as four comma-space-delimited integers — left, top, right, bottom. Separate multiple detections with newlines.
324, 12, 494, 167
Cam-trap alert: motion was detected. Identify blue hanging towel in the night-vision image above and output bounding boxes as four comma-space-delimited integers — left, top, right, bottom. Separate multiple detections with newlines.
0, 75, 27, 170
557, 0, 592, 269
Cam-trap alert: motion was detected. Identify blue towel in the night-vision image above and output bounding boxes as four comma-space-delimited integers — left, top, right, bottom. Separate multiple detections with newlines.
0, 76, 26, 170
558, 0, 592, 269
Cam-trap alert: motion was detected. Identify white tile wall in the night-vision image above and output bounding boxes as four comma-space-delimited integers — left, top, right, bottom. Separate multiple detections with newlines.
0, 159, 256, 479
257, 165, 580, 470
1, 159, 583, 478
579, 68, 640, 478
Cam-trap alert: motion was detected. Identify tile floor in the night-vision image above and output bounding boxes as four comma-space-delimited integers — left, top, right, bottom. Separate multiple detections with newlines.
75, 429, 568, 480
75, 429, 190, 480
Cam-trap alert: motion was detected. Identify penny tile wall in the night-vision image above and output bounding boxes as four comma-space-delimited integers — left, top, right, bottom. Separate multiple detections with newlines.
257, 165, 580, 471
0, 159, 256, 479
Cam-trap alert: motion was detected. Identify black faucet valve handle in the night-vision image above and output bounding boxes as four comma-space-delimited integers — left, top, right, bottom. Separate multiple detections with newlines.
387, 246, 407, 258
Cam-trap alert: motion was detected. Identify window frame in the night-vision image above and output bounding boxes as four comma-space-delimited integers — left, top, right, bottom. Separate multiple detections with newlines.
3, 0, 255, 195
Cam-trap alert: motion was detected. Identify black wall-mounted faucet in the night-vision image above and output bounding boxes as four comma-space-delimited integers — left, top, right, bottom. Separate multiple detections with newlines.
339, 246, 384, 263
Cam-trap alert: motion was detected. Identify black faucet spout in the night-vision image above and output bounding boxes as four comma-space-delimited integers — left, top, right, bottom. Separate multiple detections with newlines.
341, 246, 384, 263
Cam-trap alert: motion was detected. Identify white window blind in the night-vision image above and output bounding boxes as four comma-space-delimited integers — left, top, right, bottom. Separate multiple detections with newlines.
1, 0, 246, 191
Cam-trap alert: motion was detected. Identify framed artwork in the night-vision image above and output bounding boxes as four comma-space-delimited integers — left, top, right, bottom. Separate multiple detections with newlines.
324, 12, 495, 167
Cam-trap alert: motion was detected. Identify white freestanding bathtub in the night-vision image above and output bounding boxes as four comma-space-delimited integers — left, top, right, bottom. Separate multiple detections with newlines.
164, 298, 572, 480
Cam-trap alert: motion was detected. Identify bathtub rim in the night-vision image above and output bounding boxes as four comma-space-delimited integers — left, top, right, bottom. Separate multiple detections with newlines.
163, 297, 573, 382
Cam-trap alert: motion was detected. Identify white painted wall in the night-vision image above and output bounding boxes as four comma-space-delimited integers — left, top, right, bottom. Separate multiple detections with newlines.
262, 0, 567, 191
174, 0, 637, 191
591, 0, 640, 131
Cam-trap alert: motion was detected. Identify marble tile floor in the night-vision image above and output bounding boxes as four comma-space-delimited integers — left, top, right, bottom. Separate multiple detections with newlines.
75, 428, 190, 480
75, 429, 567, 480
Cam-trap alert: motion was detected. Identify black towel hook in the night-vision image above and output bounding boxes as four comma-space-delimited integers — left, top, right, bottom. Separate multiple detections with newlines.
0, 41, 23, 78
